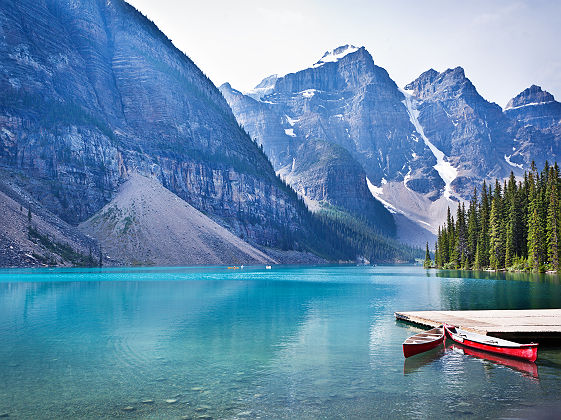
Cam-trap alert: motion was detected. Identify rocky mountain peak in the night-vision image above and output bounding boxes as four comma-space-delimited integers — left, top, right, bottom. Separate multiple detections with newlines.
0, 0, 310, 253
504, 84, 561, 131
438, 67, 472, 90
505, 85, 556, 110
412, 66, 479, 102
404, 68, 439, 95
446, 66, 466, 78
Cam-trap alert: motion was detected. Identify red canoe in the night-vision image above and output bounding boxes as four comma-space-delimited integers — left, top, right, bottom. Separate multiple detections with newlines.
403, 326, 444, 358
444, 324, 538, 362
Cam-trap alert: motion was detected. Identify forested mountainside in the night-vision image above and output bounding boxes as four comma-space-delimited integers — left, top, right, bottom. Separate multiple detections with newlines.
433, 162, 561, 272
221, 45, 561, 236
0, 1, 417, 266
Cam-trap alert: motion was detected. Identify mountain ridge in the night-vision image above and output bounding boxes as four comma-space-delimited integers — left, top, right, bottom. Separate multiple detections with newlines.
221, 45, 561, 239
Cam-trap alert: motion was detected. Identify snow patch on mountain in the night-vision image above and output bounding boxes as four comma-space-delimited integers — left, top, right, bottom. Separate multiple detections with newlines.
400, 88, 458, 201
248, 45, 361, 102
504, 101, 556, 111
504, 154, 524, 169
313, 45, 359, 67
285, 128, 296, 137
403, 167, 412, 191
366, 177, 401, 214
286, 115, 299, 126
301, 89, 317, 98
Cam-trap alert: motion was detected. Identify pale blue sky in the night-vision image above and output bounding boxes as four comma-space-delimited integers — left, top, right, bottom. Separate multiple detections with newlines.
127, 0, 561, 107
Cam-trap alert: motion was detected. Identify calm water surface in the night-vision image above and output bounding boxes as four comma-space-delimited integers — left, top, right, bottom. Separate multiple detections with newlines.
0, 265, 560, 419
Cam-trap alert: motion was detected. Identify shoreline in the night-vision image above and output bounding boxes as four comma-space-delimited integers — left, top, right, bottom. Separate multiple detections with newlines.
425, 266, 560, 275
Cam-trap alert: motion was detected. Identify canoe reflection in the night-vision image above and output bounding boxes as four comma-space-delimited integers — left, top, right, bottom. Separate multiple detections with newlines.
403, 342, 539, 380
403, 346, 446, 374
446, 343, 539, 380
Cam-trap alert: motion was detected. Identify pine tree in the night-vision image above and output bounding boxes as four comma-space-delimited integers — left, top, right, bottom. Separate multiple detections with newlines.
436, 226, 443, 267
474, 241, 483, 270
527, 165, 544, 272
476, 181, 490, 269
520, 174, 531, 258
448, 210, 457, 268
441, 208, 452, 265
455, 203, 468, 268
467, 187, 479, 268
489, 192, 505, 270
424, 242, 432, 268
528, 204, 544, 272
435, 161, 561, 273
547, 180, 560, 271
504, 173, 518, 267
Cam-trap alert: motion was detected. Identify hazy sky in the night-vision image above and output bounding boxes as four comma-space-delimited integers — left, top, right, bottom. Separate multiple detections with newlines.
127, 0, 561, 107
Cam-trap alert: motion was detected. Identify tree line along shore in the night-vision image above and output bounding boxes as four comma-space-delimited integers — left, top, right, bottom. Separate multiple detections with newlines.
424, 162, 561, 273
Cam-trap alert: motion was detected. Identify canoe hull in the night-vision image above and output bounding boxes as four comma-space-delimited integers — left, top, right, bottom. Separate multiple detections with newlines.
403, 337, 444, 358
444, 325, 538, 362
402, 327, 444, 358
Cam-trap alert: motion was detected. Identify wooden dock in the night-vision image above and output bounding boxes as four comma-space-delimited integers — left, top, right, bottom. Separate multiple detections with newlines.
395, 309, 561, 344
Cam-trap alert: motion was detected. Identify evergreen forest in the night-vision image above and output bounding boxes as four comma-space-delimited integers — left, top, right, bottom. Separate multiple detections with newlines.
431, 162, 561, 273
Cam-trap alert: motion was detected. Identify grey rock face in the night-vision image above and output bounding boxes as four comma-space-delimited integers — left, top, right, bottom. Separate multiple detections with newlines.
0, 0, 306, 247
505, 85, 561, 130
506, 85, 557, 111
405, 66, 516, 197
0, 171, 98, 267
79, 174, 276, 266
504, 86, 561, 171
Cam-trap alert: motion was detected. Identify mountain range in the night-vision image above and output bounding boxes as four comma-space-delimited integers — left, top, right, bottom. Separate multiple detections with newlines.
220, 45, 561, 239
0, 0, 412, 267
2, 1, 559, 267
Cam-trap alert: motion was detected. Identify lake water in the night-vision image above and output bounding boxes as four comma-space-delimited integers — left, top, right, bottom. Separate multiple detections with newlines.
1, 265, 560, 419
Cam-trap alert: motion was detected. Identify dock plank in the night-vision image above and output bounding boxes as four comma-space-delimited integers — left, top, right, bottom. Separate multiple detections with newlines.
395, 309, 561, 343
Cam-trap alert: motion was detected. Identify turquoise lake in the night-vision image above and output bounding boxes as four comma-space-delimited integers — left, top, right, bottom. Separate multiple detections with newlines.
1, 265, 561, 419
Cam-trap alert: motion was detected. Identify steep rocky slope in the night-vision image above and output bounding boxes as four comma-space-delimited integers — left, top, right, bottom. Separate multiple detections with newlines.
0, 0, 306, 251
79, 174, 275, 266
505, 85, 561, 129
0, 172, 98, 267
220, 46, 427, 237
